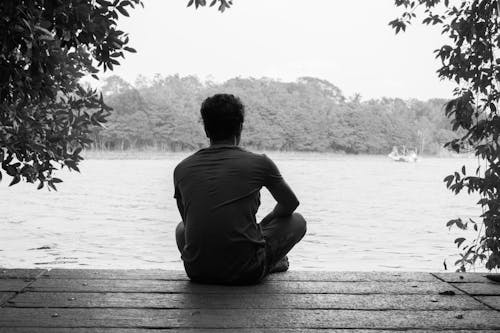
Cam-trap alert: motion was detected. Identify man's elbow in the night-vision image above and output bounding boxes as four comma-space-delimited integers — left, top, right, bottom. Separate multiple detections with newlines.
290, 198, 300, 212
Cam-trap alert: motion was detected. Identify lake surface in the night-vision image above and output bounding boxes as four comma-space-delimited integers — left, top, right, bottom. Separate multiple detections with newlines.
0, 153, 483, 271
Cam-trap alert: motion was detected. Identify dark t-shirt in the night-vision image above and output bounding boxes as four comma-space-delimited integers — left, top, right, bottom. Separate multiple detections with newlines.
173, 145, 283, 283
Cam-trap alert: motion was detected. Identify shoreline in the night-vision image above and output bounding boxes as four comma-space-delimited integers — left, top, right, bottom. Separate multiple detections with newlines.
82, 149, 475, 160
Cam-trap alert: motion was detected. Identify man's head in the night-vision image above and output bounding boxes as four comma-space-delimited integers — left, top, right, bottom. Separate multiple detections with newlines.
200, 94, 244, 143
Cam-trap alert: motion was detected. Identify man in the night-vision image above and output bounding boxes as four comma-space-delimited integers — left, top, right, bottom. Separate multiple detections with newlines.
174, 94, 306, 285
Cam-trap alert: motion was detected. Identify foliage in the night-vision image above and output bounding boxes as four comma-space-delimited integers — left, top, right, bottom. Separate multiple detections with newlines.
392, 0, 500, 271
187, 0, 233, 12
94, 74, 456, 154
0, 0, 142, 189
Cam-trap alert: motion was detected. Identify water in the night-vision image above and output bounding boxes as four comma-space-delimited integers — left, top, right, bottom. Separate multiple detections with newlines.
0, 153, 482, 271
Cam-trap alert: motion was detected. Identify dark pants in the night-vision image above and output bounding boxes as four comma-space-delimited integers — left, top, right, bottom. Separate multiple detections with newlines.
175, 213, 307, 283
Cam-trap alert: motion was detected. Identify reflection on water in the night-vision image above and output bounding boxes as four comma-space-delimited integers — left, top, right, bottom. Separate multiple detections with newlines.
0, 153, 481, 271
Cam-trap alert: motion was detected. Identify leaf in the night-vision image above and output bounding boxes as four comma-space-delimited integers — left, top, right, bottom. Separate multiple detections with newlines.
443, 175, 454, 187
116, 6, 129, 16
9, 175, 20, 187
454, 237, 466, 247
455, 219, 467, 230
124, 46, 137, 53
34, 25, 53, 37
187, 0, 195, 7
73, 147, 83, 156
446, 219, 460, 227
51, 178, 63, 184
48, 181, 57, 191
490, 103, 497, 113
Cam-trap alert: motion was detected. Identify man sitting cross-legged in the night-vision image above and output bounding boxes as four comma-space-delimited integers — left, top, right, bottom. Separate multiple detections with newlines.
174, 94, 306, 285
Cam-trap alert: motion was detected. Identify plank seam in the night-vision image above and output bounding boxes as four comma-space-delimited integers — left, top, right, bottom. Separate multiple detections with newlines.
18, 291, 457, 295
3, 306, 487, 311
0, 269, 48, 308
0, 325, 497, 331
431, 272, 499, 312
34, 278, 438, 282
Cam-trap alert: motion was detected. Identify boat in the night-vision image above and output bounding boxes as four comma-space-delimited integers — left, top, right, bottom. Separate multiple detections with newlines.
388, 146, 418, 162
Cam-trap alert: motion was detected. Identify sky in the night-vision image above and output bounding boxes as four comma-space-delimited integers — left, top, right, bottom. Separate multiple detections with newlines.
107, 0, 455, 100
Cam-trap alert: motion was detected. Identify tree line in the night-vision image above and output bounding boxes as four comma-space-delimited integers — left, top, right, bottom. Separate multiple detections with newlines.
93, 74, 457, 155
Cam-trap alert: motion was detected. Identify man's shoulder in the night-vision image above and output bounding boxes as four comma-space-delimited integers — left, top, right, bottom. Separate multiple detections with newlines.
176, 151, 198, 166
173, 151, 201, 178
231, 147, 274, 167
174, 147, 270, 174
235, 146, 264, 158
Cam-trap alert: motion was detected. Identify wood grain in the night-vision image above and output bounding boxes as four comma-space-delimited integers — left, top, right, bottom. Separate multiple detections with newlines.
0, 269, 46, 279
1, 269, 496, 331
477, 296, 500, 310
0, 292, 15, 306
452, 282, 500, 295
28, 279, 457, 295
434, 273, 490, 283
0, 279, 32, 292
43, 269, 437, 282
1, 329, 500, 333
6, 292, 486, 310
0, 308, 499, 329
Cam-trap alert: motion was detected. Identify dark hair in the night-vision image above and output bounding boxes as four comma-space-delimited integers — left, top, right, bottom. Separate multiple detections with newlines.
200, 94, 245, 141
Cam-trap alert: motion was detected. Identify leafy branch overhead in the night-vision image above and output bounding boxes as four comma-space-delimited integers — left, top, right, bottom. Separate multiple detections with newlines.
392, 0, 500, 271
0, 0, 142, 190
187, 0, 233, 12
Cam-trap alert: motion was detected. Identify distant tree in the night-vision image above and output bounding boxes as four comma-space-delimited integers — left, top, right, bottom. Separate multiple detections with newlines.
392, 0, 500, 271
96, 74, 451, 155
0, 0, 142, 189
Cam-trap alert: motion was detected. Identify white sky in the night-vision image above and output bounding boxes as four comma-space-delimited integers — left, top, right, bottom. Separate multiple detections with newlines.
107, 0, 455, 100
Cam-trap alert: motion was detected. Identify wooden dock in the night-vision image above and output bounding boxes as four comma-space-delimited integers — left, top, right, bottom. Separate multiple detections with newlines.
0, 269, 499, 331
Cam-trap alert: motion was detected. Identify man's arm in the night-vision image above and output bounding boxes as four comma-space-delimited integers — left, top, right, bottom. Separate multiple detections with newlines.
260, 179, 299, 224
174, 180, 185, 223
176, 194, 185, 223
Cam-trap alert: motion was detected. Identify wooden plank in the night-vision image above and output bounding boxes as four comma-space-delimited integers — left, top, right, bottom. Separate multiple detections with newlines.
434, 273, 490, 283
477, 296, 500, 310
1, 329, 500, 333
42, 269, 188, 281
6, 292, 486, 310
269, 271, 437, 282
0, 269, 46, 280
2, 329, 500, 333
452, 282, 500, 295
0, 292, 15, 306
43, 269, 437, 282
0, 279, 32, 292
0, 308, 499, 329
28, 279, 457, 295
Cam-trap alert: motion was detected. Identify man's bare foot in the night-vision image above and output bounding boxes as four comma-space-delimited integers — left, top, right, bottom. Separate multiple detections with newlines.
269, 256, 289, 273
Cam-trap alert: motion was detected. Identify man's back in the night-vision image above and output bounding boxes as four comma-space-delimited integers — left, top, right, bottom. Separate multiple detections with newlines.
174, 145, 283, 283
